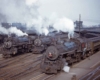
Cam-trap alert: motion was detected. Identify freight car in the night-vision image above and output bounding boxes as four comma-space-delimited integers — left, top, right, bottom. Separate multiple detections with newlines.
40, 35, 100, 74
2, 36, 33, 58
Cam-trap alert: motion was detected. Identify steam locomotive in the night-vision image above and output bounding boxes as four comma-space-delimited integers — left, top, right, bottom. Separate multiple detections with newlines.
40, 32, 100, 74
2, 36, 34, 58
1, 34, 53, 58
1, 32, 60, 58
32, 31, 69, 54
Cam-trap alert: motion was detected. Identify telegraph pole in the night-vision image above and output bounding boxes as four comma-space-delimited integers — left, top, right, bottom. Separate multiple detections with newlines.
79, 14, 81, 37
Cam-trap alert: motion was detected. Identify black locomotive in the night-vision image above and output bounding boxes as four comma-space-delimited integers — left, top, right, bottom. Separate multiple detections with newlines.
40, 32, 100, 74
2, 36, 33, 58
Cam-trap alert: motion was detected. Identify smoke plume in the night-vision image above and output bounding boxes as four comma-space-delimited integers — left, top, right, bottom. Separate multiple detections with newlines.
0, 25, 8, 34
0, 25, 28, 36
53, 17, 74, 38
8, 27, 28, 36
0, 0, 75, 37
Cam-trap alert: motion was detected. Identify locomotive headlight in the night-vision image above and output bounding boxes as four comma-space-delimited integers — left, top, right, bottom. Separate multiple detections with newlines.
48, 52, 53, 58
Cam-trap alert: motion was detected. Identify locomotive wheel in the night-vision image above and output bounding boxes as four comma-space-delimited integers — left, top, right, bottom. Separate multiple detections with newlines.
27, 49, 30, 53
6, 54, 12, 58
2, 54, 12, 58
82, 53, 87, 59
86, 51, 91, 57
68, 57, 74, 65
10, 47, 17, 55
2, 48, 12, 58
75, 53, 81, 62
21, 49, 25, 53
2, 54, 6, 58
69, 59, 74, 65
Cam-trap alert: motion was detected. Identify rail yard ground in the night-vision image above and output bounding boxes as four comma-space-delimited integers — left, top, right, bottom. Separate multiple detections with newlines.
0, 51, 100, 80
47, 51, 100, 80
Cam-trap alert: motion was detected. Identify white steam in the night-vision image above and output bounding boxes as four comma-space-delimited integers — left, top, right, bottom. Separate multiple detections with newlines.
0, 0, 75, 37
63, 66, 70, 73
25, 0, 38, 6
42, 27, 49, 36
63, 62, 70, 73
0, 25, 28, 36
53, 17, 74, 38
0, 25, 8, 34
8, 27, 28, 36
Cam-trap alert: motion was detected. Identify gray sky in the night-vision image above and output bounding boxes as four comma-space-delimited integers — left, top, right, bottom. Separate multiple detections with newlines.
38, 0, 100, 26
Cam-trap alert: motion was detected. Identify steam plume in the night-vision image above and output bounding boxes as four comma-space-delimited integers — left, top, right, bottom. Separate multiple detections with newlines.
0, 25, 8, 34
8, 27, 28, 36
53, 17, 74, 38
63, 62, 70, 73
0, 0, 75, 37
0, 25, 28, 36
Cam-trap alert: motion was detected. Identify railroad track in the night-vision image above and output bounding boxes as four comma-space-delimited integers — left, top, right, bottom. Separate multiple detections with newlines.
10, 62, 40, 80
0, 56, 41, 75
0, 52, 54, 80
79, 66, 100, 80
0, 53, 32, 67
0, 53, 42, 69
0, 49, 99, 80
29, 73, 55, 80
0, 53, 42, 80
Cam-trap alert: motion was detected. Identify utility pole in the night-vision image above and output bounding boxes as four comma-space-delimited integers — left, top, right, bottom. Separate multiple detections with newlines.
79, 14, 81, 37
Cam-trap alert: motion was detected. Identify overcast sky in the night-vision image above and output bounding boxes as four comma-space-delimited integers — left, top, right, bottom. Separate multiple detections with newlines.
0, 0, 100, 26
38, 0, 100, 26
